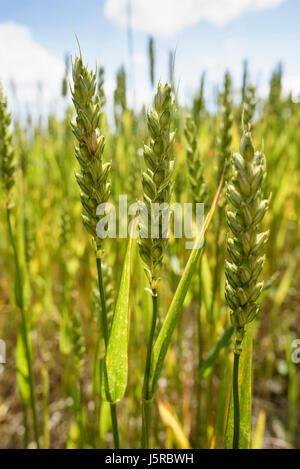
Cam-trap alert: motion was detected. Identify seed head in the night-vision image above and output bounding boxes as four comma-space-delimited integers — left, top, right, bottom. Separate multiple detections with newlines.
71, 55, 111, 255
184, 115, 207, 209
225, 125, 270, 354
0, 83, 15, 199
240, 132, 254, 162
217, 72, 233, 191
139, 82, 175, 289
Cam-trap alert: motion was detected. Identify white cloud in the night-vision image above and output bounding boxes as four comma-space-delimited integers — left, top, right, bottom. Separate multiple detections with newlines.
104, 0, 286, 36
0, 22, 65, 117
283, 74, 300, 100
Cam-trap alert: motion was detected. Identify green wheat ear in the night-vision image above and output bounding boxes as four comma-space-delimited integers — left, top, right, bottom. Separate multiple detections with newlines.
225, 125, 270, 353
71, 54, 111, 257
217, 72, 233, 187
184, 115, 207, 208
192, 72, 206, 130
139, 81, 175, 290
148, 37, 155, 88
243, 84, 256, 132
62, 54, 69, 98
0, 82, 16, 199
97, 66, 106, 110
70, 309, 86, 379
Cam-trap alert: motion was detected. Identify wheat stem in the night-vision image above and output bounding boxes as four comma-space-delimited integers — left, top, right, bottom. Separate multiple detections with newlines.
96, 257, 120, 448
233, 351, 240, 449
96, 258, 109, 347
110, 403, 120, 449
141, 289, 158, 448
6, 206, 40, 449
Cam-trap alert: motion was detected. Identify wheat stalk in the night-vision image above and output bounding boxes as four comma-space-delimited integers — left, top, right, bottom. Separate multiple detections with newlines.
148, 37, 155, 88
217, 71, 233, 185
192, 72, 206, 130
243, 85, 256, 131
71, 53, 111, 256
139, 81, 175, 448
225, 124, 270, 448
184, 115, 207, 208
0, 82, 40, 448
210, 72, 234, 325
71, 51, 120, 448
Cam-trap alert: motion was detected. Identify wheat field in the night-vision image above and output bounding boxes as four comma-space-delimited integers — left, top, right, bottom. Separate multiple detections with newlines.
0, 37, 300, 450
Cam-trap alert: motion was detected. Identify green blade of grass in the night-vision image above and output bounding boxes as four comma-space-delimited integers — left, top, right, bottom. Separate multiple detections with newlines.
16, 330, 30, 405
199, 325, 234, 381
105, 228, 135, 403
149, 172, 225, 395
158, 400, 192, 449
200, 252, 213, 316
224, 324, 253, 449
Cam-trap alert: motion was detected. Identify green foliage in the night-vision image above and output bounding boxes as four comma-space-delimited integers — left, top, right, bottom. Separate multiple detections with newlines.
105, 235, 134, 403
149, 177, 224, 395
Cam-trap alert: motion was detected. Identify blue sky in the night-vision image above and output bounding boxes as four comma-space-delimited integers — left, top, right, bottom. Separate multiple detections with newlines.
0, 0, 299, 117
